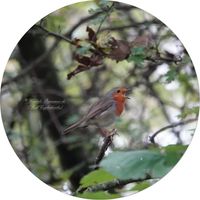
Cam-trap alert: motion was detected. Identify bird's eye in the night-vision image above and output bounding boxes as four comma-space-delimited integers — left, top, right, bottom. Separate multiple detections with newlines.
117, 90, 120, 93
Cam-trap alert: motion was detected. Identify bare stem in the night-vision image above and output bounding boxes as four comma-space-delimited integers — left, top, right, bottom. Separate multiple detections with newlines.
149, 118, 197, 144
34, 25, 76, 45
95, 129, 117, 167
77, 174, 152, 193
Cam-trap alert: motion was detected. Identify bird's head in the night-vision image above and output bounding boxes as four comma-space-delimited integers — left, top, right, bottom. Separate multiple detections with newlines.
105, 87, 130, 102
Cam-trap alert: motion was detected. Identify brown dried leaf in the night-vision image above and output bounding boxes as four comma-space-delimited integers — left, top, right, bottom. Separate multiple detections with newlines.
90, 54, 103, 66
67, 54, 103, 79
75, 55, 91, 66
108, 38, 131, 61
67, 65, 89, 80
86, 26, 97, 42
75, 54, 103, 66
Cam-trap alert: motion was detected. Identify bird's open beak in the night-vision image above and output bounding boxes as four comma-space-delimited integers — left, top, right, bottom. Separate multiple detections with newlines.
125, 88, 131, 99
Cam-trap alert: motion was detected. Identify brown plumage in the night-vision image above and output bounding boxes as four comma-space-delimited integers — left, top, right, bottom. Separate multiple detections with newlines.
63, 87, 129, 135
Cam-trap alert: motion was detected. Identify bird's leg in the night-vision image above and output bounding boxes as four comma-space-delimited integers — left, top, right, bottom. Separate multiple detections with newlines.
110, 128, 118, 136
99, 128, 117, 137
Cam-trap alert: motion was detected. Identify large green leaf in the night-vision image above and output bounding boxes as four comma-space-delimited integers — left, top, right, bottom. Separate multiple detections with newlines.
162, 144, 188, 166
80, 169, 116, 188
151, 159, 172, 177
100, 150, 162, 179
152, 145, 188, 177
100, 146, 187, 180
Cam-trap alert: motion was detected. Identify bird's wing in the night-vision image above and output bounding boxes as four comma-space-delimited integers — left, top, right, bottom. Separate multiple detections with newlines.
63, 117, 86, 134
86, 97, 115, 120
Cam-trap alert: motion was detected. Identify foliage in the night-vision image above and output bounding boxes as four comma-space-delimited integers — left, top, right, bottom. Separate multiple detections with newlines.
101, 150, 162, 179
128, 47, 146, 64
79, 169, 116, 188
99, 145, 187, 179
77, 191, 120, 199
75, 145, 187, 198
1, 0, 199, 199
132, 181, 151, 191
177, 106, 199, 119
164, 68, 177, 83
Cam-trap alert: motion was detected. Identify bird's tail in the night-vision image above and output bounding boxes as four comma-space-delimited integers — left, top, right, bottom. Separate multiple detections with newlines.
63, 118, 86, 134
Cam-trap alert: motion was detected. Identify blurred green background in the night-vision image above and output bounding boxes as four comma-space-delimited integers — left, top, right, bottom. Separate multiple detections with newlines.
0, 0, 199, 199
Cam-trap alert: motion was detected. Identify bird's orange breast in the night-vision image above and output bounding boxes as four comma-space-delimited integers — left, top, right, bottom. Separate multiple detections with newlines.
115, 101, 125, 116
113, 95, 126, 116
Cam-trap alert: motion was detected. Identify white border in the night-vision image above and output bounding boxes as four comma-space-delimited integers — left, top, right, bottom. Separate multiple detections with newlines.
0, 1, 200, 200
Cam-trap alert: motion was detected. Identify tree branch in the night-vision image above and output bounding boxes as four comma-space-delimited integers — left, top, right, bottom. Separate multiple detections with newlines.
1, 44, 56, 87
96, 2, 115, 36
149, 118, 197, 144
101, 19, 161, 32
95, 129, 117, 167
1, 6, 104, 87
146, 54, 182, 64
78, 174, 152, 193
34, 25, 76, 45
147, 79, 183, 141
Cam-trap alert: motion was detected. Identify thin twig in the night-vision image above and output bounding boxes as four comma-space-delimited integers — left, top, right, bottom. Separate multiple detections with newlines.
149, 118, 197, 144
147, 80, 182, 141
96, 2, 115, 36
146, 55, 182, 64
34, 25, 76, 45
77, 174, 152, 193
66, 4, 133, 38
101, 19, 161, 32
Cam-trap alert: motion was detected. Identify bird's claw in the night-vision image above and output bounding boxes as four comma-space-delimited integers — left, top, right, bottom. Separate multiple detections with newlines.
107, 128, 118, 138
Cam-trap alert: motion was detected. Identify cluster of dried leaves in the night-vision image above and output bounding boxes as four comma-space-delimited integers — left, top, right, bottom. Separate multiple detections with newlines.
67, 26, 152, 79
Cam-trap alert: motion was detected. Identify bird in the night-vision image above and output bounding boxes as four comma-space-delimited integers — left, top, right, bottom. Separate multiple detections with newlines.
63, 87, 130, 136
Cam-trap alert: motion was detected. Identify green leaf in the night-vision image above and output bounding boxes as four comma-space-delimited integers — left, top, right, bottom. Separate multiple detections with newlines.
77, 191, 120, 199
133, 47, 145, 54
151, 159, 172, 177
164, 68, 177, 83
163, 144, 188, 166
131, 55, 145, 64
152, 145, 188, 177
127, 47, 146, 64
100, 150, 163, 179
80, 169, 116, 188
76, 44, 92, 55
132, 181, 151, 191
177, 106, 199, 119
100, 146, 187, 180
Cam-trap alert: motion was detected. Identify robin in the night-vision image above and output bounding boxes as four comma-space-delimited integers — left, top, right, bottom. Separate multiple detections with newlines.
63, 87, 130, 136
